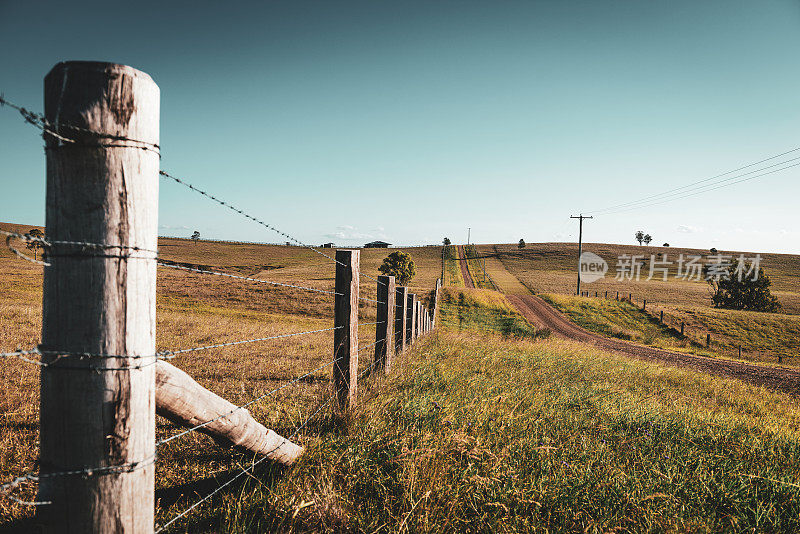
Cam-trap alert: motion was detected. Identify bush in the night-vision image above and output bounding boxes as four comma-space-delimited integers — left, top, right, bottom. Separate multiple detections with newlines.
378, 251, 416, 285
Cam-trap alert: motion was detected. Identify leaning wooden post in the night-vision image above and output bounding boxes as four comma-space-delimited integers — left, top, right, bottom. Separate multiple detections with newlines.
333, 250, 359, 411
38, 61, 159, 533
375, 275, 395, 374
407, 293, 417, 345
432, 278, 442, 326
395, 286, 408, 353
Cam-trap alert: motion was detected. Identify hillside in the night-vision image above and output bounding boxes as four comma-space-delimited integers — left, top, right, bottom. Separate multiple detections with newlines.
2, 226, 800, 531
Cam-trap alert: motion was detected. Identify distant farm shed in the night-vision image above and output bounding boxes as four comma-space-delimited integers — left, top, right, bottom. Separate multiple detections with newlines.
364, 240, 391, 248
322, 242, 334, 248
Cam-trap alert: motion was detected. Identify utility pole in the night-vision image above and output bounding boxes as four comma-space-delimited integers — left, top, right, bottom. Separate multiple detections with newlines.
570, 214, 593, 296
467, 227, 470, 245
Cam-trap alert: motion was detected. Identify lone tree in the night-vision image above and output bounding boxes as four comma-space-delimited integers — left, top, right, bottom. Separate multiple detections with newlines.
706, 264, 781, 312
643, 234, 652, 246
443, 237, 451, 246
191, 230, 200, 245
663, 243, 670, 247
26, 228, 45, 261
518, 239, 526, 249
378, 251, 416, 286
635, 230, 645, 245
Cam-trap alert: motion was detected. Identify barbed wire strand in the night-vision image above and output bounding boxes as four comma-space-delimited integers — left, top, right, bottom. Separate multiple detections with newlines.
158, 170, 386, 287
1, 455, 157, 506
2, 327, 341, 368
0, 95, 160, 154
157, 261, 341, 296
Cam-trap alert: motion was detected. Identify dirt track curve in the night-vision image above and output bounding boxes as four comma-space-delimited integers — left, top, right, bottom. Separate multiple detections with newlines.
507, 294, 800, 395
457, 245, 475, 288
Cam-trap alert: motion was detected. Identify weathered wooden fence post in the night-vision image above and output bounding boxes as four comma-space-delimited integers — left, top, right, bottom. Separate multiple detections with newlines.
643, 298, 646, 310
408, 294, 417, 343
660, 310, 664, 323
681, 321, 685, 336
333, 249, 359, 411
38, 61, 159, 533
432, 278, 441, 326
396, 286, 408, 353
375, 275, 395, 374
706, 333, 711, 348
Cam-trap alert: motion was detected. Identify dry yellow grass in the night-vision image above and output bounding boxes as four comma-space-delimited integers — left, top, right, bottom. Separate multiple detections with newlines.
0, 223, 441, 528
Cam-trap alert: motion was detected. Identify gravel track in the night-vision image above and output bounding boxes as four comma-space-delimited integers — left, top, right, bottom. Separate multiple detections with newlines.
457, 245, 476, 289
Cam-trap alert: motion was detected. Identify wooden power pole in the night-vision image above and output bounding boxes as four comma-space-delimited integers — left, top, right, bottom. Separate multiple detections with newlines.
570, 214, 593, 296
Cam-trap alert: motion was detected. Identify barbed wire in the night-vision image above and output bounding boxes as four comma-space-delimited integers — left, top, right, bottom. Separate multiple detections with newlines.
157, 261, 341, 296
1, 455, 157, 506
2, 327, 342, 369
0, 94, 161, 154
1, 229, 158, 266
155, 385, 342, 533
158, 170, 387, 287
358, 321, 385, 327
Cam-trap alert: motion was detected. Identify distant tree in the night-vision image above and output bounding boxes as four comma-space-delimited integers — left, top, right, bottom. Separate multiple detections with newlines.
705, 264, 781, 312
443, 237, 451, 246
379, 251, 416, 285
663, 243, 670, 247
710, 247, 718, 254
643, 234, 653, 246
26, 228, 45, 261
635, 230, 645, 245
518, 239, 526, 249
191, 230, 200, 245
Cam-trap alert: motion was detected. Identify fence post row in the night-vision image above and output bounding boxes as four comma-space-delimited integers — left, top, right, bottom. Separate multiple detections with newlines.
333, 249, 360, 412
395, 286, 408, 353
38, 61, 159, 533
375, 275, 395, 374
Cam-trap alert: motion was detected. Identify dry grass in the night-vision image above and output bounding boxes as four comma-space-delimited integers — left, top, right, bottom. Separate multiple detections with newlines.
0, 222, 440, 529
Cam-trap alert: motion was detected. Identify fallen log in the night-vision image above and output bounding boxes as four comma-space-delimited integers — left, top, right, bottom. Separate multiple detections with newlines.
155, 361, 303, 465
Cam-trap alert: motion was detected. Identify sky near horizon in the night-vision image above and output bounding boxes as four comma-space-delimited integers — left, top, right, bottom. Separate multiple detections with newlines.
1, 1, 799, 253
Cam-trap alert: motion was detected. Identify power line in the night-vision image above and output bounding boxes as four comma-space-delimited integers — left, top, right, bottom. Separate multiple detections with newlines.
585, 146, 800, 215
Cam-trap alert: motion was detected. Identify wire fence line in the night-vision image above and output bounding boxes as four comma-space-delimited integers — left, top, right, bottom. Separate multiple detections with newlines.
0, 89, 439, 531
0, 95, 161, 154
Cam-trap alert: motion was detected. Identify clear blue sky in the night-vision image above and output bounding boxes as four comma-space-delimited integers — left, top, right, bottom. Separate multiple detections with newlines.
2, 1, 799, 252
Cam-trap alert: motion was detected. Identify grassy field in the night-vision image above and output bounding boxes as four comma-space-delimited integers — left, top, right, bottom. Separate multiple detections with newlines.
3, 225, 800, 532
0, 222, 441, 529
485, 242, 800, 314
187, 290, 800, 532
484, 241, 800, 367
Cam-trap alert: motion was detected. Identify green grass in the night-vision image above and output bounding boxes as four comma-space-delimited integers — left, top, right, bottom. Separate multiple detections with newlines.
439, 287, 545, 340
464, 244, 497, 291
209, 299, 800, 532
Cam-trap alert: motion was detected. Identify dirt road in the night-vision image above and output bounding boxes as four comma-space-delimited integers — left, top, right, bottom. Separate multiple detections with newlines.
507, 294, 800, 395
457, 245, 475, 289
